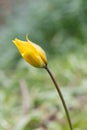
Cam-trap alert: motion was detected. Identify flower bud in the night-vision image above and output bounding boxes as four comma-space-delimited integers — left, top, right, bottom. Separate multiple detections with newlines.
12, 36, 47, 68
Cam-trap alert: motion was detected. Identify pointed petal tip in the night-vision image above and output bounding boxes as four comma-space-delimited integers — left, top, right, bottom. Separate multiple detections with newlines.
12, 38, 19, 45
26, 34, 31, 43
12, 40, 15, 44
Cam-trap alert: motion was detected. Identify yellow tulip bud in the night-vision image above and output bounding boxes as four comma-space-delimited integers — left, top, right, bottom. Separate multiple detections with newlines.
12, 36, 47, 68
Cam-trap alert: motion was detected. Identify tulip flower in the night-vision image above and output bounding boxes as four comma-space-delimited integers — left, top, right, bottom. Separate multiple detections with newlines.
12, 35, 73, 130
12, 36, 47, 68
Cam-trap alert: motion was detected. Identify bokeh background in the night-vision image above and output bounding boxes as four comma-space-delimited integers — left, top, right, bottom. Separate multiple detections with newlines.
0, 0, 87, 130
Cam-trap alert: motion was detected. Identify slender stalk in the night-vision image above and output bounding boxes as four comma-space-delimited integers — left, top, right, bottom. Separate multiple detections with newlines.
44, 65, 73, 130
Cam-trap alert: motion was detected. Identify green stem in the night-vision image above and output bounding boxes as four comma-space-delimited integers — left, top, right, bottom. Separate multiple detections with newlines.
44, 65, 73, 130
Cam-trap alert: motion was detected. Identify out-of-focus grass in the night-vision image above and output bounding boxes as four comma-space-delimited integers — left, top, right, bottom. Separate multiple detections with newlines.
0, 55, 87, 130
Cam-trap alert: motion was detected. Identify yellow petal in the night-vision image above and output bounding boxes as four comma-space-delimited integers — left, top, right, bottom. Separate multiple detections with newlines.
12, 36, 47, 68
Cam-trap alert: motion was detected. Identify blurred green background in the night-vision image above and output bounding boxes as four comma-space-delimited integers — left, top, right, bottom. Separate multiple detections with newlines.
0, 0, 87, 130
